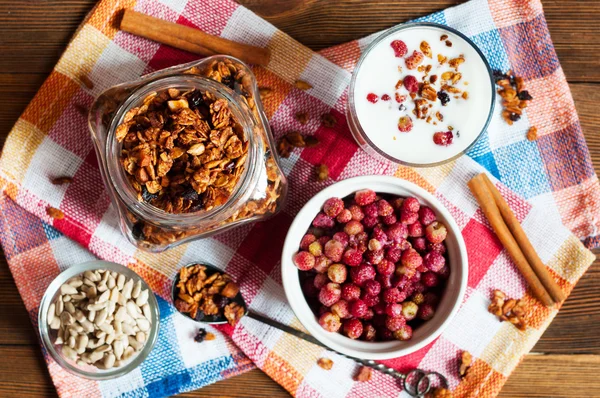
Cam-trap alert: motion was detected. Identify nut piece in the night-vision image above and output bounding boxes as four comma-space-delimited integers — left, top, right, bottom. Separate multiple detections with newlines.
427, 388, 453, 398
353, 366, 372, 382
487, 289, 528, 331
315, 164, 329, 182
527, 126, 538, 141
295, 112, 309, 125
420, 41, 432, 58
317, 358, 334, 370
258, 87, 272, 101
51, 176, 73, 185
321, 113, 337, 128
459, 351, 472, 378
285, 132, 306, 148
294, 80, 313, 90
47, 207, 65, 220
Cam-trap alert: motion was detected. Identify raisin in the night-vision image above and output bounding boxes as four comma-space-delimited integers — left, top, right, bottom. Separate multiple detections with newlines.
132, 222, 144, 240
509, 113, 521, 122
221, 76, 234, 89
399, 104, 407, 111
182, 187, 199, 201
517, 90, 533, 101
195, 311, 205, 322
492, 70, 508, 82
437, 91, 450, 106
213, 295, 230, 309
194, 328, 207, 342
188, 91, 205, 110
142, 186, 158, 202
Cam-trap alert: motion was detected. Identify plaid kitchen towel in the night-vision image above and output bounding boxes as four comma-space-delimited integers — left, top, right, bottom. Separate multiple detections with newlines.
0, 0, 598, 397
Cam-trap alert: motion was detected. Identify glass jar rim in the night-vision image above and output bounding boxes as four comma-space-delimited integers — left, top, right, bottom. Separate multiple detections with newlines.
106, 74, 263, 225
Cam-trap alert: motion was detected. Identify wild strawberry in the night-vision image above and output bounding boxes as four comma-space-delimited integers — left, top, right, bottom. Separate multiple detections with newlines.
319, 283, 341, 306
377, 273, 393, 290
403, 75, 419, 93
379, 328, 394, 341
365, 249, 384, 265
411, 237, 427, 253
393, 324, 413, 341
385, 246, 402, 263
336, 209, 352, 223
386, 316, 407, 332
318, 235, 331, 246
390, 39, 408, 57
395, 265, 416, 279
312, 212, 335, 228
328, 263, 348, 283
354, 189, 377, 206
333, 232, 349, 247
362, 293, 380, 308
342, 248, 363, 267
407, 222, 424, 237
398, 115, 414, 133
293, 251, 315, 271
348, 205, 364, 221
401, 248, 423, 269
382, 213, 397, 225
341, 283, 361, 301
387, 223, 408, 243
418, 303, 435, 320
425, 221, 447, 243
343, 318, 364, 339
313, 255, 332, 273
366, 93, 379, 103
422, 271, 440, 287
383, 287, 402, 303
314, 273, 329, 289
418, 206, 437, 226
363, 280, 381, 296
344, 220, 364, 236
350, 264, 376, 286
405, 50, 424, 70
377, 199, 394, 217
376, 259, 395, 276
427, 242, 447, 255
363, 308, 374, 321
308, 241, 323, 257
323, 197, 344, 217
411, 292, 425, 305
362, 216, 379, 229
324, 239, 344, 262
437, 265, 450, 279
300, 234, 316, 250
385, 303, 403, 318
331, 299, 351, 319
368, 239, 383, 252
402, 197, 420, 213
318, 312, 342, 332
363, 202, 378, 218
401, 301, 418, 320
362, 322, 377, 341
350, 299, 368, 318
400, 208, 419, 224
433, 131, 454, 146
423, 292, 439, 306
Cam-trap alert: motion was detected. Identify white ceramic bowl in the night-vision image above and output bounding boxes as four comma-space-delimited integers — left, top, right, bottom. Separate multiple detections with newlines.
281, 176, 468, 360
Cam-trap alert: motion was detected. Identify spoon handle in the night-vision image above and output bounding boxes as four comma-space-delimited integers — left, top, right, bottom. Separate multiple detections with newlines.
245, 311, 406, 380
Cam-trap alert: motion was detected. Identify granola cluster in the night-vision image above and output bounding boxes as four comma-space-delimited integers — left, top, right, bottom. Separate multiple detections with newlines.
488, 289, 527, 331
493, 70, 533, 126
174, 264, 244, 326
117, 87, 248, 214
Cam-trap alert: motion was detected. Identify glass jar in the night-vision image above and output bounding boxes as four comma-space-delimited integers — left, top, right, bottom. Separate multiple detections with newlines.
89, 56, 287, 252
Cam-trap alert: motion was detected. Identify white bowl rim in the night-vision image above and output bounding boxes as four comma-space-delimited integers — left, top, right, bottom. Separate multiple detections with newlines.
281, 175, 468, 360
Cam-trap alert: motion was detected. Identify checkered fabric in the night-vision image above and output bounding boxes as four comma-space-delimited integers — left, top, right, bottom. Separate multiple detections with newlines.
0, 0, 598, 397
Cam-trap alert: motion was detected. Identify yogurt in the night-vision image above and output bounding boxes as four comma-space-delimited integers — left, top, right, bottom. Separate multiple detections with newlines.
350, 24, 494, 165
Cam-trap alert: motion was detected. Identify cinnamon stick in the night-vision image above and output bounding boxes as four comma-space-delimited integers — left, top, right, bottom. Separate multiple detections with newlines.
467, 174, 554, 307
120, 10, 271, 66
481, 173, 565, 303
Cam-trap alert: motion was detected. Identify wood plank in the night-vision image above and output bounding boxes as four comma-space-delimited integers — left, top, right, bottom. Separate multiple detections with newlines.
0, 346, 55, 397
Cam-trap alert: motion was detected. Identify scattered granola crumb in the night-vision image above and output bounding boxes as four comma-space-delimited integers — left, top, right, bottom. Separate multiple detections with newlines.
46, 207, 64, 220
321, 113, 337, 128
258, 87, 272, 101
79, 74, 94, 89
295, 111, 309, 125
295, 80, 312, 90
488, 289, 528, 331
285, 132, 306, 148
277, 137, 292, 158
445, 40, 453, 47
353, 366, 372, 382
74, 104, 89, 117
317, 358, 334, 370
527, 126, 538, 141
51, 176, 73, 185
427, 388, 453, 398
304, 136, 320, 147
315, 164, 329, 182
194, 328, 209, 343
440, 34, 449, 41
459, 351, 472, 379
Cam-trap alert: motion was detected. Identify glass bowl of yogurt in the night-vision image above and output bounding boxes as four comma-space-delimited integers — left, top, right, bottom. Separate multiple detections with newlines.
347, 23, 495, 166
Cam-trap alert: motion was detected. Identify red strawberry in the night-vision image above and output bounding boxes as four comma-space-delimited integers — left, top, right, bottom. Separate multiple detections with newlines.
366, 93, 379, 103
390, 40, 408, 57
403, 75, 419, 93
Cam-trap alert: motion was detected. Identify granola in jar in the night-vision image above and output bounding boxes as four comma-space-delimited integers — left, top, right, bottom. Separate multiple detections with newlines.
89, 56, 287, 252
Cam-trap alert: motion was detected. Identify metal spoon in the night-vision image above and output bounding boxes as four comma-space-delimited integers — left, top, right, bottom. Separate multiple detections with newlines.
172, 263, 447, 397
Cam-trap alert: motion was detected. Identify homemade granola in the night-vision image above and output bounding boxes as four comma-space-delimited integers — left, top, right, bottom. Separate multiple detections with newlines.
173, 264, 243, 326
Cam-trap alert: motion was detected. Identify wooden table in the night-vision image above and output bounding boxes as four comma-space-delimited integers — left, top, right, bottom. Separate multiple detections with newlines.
0, 1, 599, 396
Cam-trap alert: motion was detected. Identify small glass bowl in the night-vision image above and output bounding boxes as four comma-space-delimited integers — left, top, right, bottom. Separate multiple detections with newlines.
38, 261, 160, 380
346, 22, 495, 167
